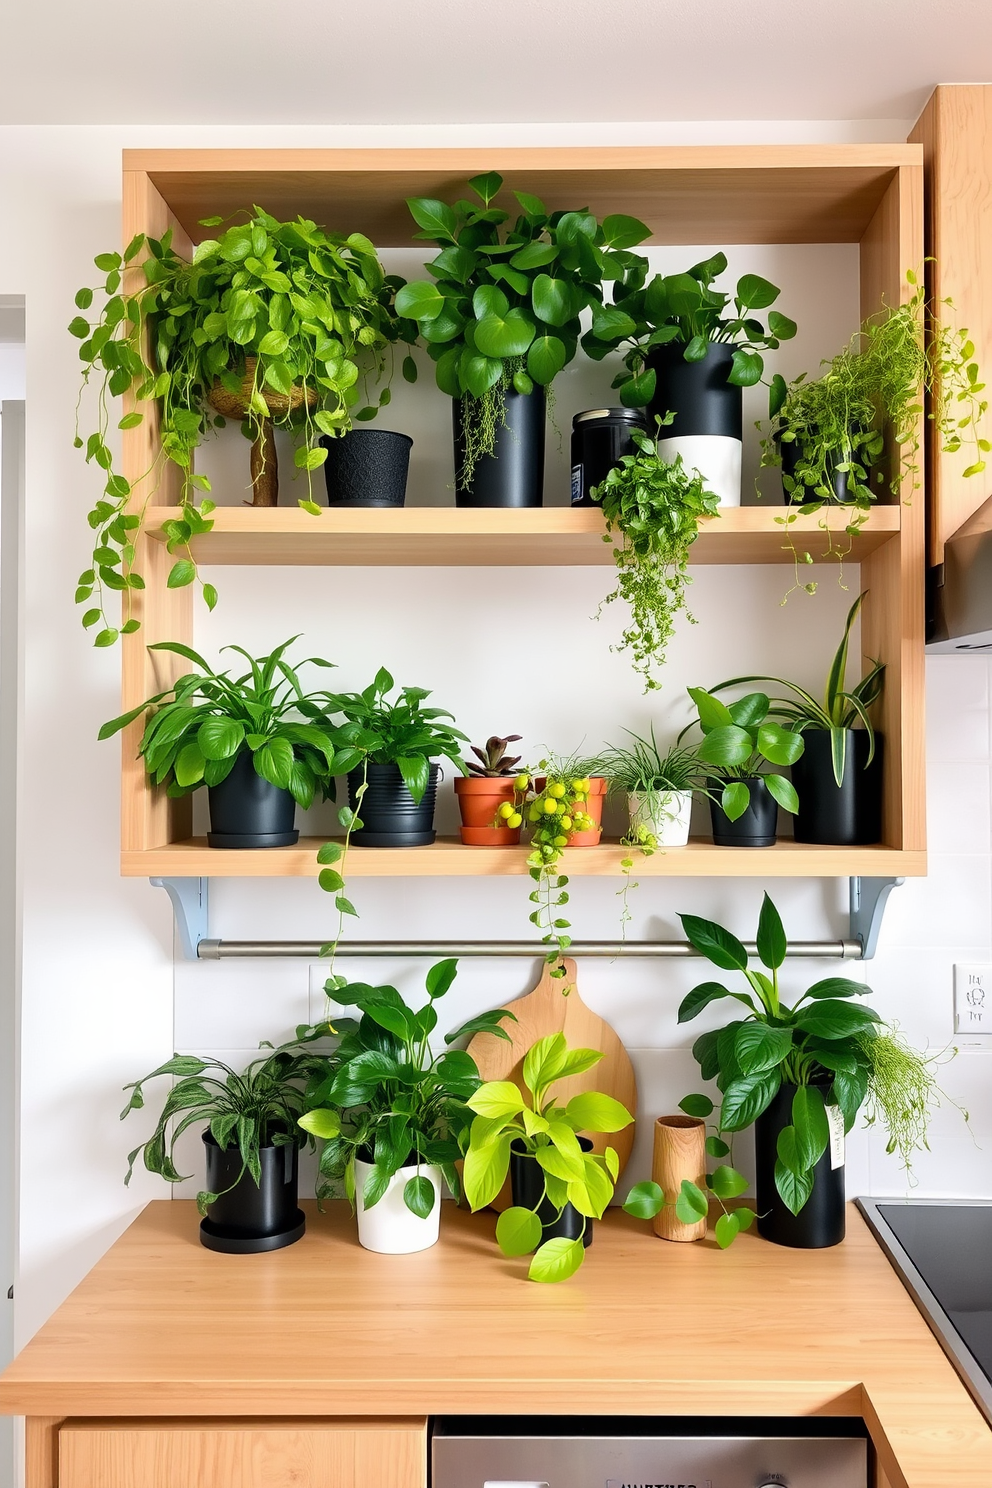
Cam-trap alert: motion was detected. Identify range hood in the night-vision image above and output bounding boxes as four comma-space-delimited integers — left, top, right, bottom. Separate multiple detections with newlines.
928, 494, 992, 652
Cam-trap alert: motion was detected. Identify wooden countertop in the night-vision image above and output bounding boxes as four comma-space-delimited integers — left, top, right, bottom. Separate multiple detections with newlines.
1, 1201, 989, 1487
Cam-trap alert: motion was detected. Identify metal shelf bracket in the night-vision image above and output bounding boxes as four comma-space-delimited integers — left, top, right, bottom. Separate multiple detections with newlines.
151, 877, 209, 961
849, 875, 903, 960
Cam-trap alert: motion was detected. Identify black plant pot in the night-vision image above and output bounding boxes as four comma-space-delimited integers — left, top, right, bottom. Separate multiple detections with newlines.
708, 777, 778, 847
453, 386, 546, 508
646, 341, 743, 440
780, 434, 859, 506
349, 761, 439, 847
570, 406, 648, 507
509, 1136, 594, 1248
755, 1082, 845, 1249
199, 1130, 305, 1254
207, 750, 299, 849
791, 730, 884, 846
319, 428, 412, 508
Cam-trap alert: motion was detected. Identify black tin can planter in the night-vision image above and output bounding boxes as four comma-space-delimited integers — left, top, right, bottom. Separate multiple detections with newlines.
708, 777, 778, 847
754, 1082, 846, 1249
509, 1136, 594, 1248
453, 386, 546, 508
206, 750, 299, 849
348, 761, 439, 847
646, 341, 742, 508
199, 1130, 305, 1254
791, 730, 883, 846
780, 435, 861, 506
570, 407, 648, 507
319, 428, 412, 508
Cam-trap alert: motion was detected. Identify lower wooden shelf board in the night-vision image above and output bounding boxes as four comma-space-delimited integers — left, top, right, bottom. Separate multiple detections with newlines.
123, 837, 926, 879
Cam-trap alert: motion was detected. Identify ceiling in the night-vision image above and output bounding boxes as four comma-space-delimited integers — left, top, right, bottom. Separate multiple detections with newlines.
1, 0, 991, 127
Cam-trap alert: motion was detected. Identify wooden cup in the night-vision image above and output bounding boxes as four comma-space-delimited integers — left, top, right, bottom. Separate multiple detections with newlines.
652, 1114, 707, 1242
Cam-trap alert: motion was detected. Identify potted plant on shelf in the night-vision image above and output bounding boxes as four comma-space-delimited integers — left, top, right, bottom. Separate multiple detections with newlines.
463, 1031, 633, 1282
680, 686, 803, 847
455, 734, 527, 845
395, 171, 650, 507
709, 593, 885, 845
590, 423, 720, 690
99, 636, 352, 848
121, 1045, 333, 1252
584, 251, 796, 508
298, 960, 514, 1254
673, 894, 948, 1248
70, 209, 410, 645
588, 728, 702, 849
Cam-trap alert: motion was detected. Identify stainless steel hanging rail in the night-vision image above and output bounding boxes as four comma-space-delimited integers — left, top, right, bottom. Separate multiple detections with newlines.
196, 938, 863, 960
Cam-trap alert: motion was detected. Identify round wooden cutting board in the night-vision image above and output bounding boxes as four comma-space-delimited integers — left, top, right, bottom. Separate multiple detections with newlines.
465, 957, 637, 1210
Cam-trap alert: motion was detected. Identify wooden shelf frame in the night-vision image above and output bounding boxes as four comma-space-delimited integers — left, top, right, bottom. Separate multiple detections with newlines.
118, 145, 926, 879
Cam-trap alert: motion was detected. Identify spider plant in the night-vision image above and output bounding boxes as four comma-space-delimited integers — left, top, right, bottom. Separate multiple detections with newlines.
587, 728, 703, 797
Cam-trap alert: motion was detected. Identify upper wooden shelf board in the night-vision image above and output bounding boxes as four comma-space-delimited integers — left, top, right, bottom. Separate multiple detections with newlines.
123, 837, 926, 880
149, 505, 900, 568
124, 145, 923, 248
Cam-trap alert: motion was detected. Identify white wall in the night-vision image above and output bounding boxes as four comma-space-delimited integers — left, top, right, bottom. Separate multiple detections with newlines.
1, 121, 989, 1357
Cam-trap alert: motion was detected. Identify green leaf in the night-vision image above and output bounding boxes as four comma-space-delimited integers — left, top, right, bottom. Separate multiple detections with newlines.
601, 213, 651, 249
406, 197, 458, 240
708, 1163, 749, 1200
735, 273, 779, 310
522, 1033, 567, 1096
196, 716, 244, 761
468, 171, 503, 205
774, 1158, 814, 1215
776, 1123, 804, 1178
473, 309, 535, 358
298, 1108, 341, 1140
792, 1085, 830, 1171
720, 1070, 780, 1132
472, 285, 509, 320
755, 892, 786, 970
403, 1174, 436, 1219
468, 1081, 526, 1119
721, 780, 751, 821
803, 977, 870, 1000
715, 1211, 741, 1248
563, 1091, 631, 1133
174, 740, 205, 788
496, 1205, 543, 1256
706, 1135, 730, 1158
622, 1180, 664, 1220
675, 1179, 709, 1224
528, 1235, 584, 1284
697, 725, 754, 769
254, 736, 294, 791
462, 1130, 511, 1211
425, 958, 458, 999
510, 242, 558, 270
316, 841, 343, 865
764, 773, 799, 815
678, 1093, 714, 1118
794, 999, 880, 1040
394, 280, 446, 321
619, 367, 656, 407
167, 559, 196, 589
729, 348, 763, 387
318, 868, 345, 893
461, 353, 503, 399
733, 1022, 792, 1077
678, 981, 736, 1023
526, 334, 567, 386
757, 721, 804, 766
531, 275, 576, 328
68, 316, 90, 339
678, 913, 749, 972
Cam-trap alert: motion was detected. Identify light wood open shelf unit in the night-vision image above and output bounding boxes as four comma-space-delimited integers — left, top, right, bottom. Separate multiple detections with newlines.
148, 505, 902, 568
122, 837, 926, 880
119, 144, 927, 879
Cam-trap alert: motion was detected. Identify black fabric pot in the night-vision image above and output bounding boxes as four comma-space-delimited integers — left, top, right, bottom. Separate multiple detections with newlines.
349, 761, 439, 847
708, 777, 778, 847
780, 434, 858, 506
509, 1136, 594, 1248
453, 386, 546, 508
791, 730, 883, 845
199, 1130, 305, 1254
570, 407, 648, 507
319, 428, 412, 508
207, 749, 299, 849
755, 1082, 846, 1249
646, 341, 743, 440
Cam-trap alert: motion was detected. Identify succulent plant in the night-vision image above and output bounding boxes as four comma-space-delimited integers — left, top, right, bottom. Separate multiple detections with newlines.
466, 734, 523, 777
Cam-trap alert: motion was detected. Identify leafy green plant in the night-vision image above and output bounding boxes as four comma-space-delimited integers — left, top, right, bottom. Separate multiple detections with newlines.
70, 208, 407, 643
466, 733, 524, 776
462, 1032, 633, 1282
121, 1046, 332, 1214
395, 172, 649, 483
584, 251, 797, 408
680, 686, 803, 820
623, 1098, 755, 1250
588, 728, 702, 799
298, 960, 514, 1218
591, 424, 720, 690
518, 757, 597, 977
324, 665, 468, 802
709, 593, 884, 787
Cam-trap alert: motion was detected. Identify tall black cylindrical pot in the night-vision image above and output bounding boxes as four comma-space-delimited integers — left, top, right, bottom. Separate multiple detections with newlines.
509, 1136, 594, 1248
348, 761, 439, 847
207, 749, 299, 849
708, 777, 778, 847
200, 1130, 305, 1253
755, 1082, 845, 1249
791, 730, 883, 845
453, 386, 546, 508
319, 428, 412, 508
647, 341, 742, 508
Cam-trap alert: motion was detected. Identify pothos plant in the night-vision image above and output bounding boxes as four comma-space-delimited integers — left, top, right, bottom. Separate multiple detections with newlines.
591, 420, 720, 690
70, 208, 407, 644
395, 172, 650, 484
681, 685, 803, 822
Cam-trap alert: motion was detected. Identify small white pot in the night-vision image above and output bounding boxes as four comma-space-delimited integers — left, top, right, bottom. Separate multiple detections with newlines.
657, 433, 742, 508
354, 1158, 442, 1254
629, 789, 693, 847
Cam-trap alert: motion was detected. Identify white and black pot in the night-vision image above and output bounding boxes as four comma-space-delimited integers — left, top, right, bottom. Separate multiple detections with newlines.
319, 427, 412, 508
199, 1130, 305, 1254
348, 761, 439, 847
354, 1155, 442, 1254
207, 750, 299, 849
708, 777, 777, 848
791, 730, 883, 845
453, 386, 546, 508
647, 342, 742, 507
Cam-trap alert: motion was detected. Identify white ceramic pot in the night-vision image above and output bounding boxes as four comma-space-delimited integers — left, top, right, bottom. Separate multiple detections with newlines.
628, 789, 693, 848
354, 1158, 442, 1254
657, 433, 742, 508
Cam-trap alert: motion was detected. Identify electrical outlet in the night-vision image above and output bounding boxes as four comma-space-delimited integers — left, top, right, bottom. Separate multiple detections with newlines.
953, 964, 992, 1037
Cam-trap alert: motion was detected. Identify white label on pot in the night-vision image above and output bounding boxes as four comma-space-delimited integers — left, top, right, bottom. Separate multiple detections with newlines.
571, 464, 583, 504
825, 1103, 846, 1170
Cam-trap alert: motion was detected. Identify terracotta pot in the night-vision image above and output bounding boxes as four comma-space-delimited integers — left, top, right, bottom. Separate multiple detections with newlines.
534, 775, 607, 848
454, 775, 520, 846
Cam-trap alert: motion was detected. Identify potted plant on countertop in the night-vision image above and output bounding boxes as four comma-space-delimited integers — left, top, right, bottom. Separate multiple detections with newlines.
395, 171, 650, 507
463, 1031, 633, 1282
680, 686, 803, 847
455, 734, 527, 845
122, 1045, 334, 1252
584, 251, 796, 508
588, 729, 703, 849
590, 423, 720, 691
298, 959, 514, 1254
709, 593, 885, 845
99, 636, 351, 849
70, 208, 410, 644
